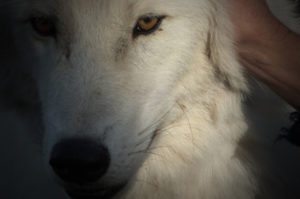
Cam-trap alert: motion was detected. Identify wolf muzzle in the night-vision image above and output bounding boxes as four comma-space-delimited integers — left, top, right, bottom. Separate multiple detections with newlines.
49, 138, 110, 184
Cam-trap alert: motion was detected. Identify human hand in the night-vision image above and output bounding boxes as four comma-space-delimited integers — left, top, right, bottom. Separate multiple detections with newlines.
228, 0, 300, 110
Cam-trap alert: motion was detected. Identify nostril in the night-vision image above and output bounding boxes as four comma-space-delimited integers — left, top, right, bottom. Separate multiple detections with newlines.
49, 138, 110, 184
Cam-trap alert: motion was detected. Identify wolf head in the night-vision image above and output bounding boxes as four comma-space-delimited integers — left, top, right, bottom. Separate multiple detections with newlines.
1, 0, 247, 198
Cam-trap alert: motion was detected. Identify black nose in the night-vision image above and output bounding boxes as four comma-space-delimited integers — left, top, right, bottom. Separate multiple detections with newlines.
49, 138, 110, 184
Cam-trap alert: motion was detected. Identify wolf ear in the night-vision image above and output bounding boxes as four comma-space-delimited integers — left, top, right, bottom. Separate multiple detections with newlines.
206, 9, 248, 93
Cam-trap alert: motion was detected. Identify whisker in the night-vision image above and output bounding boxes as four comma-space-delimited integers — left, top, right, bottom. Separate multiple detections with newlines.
133, 179, 160, 190
176, 101, 197, 148
128, 150, 163, 158
137, 106, 174, 136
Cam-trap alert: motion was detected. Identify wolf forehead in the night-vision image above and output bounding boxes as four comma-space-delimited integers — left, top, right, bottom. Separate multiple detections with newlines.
14, 0, 209, 61
15, 0, 207, 31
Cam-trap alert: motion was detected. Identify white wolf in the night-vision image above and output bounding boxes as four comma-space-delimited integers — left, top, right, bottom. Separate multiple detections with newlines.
0, 0, 300, 199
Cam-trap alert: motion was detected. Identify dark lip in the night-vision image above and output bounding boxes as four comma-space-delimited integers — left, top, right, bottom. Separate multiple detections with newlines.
65, 184, 126, 199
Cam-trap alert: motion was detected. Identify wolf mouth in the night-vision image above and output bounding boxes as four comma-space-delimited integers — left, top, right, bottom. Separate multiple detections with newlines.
66, 184, 126, 199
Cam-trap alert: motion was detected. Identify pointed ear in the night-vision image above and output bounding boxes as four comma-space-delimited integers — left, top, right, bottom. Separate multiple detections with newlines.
206, 8, 249, 93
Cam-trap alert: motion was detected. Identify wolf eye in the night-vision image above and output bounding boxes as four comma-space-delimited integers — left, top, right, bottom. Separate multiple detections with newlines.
133, 16, 165, 38
30, 17, 56, 37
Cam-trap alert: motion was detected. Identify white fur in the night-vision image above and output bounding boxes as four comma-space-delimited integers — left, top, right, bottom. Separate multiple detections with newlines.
0, 0, 299, 199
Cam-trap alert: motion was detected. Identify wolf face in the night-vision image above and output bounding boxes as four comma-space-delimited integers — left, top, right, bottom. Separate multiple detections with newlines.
6, 0, 227, 197
3, 0, 300, 198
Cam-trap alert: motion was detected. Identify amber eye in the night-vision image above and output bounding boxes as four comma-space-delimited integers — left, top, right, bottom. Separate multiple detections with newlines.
133, 16, 165, 38
30, 17, 56, 37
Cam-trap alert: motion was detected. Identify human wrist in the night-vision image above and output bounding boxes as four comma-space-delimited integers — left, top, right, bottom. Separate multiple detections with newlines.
238, 24, 300, 110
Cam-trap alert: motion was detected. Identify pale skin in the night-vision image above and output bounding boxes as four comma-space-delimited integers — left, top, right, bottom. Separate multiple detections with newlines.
228, 0, 300, 110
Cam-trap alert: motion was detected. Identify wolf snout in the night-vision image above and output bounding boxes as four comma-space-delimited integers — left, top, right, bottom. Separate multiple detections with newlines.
49, 138, 110, 184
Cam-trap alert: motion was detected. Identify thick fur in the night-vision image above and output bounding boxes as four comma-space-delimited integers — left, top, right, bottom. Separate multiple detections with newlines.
0, 0, 300, 199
